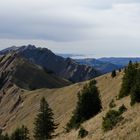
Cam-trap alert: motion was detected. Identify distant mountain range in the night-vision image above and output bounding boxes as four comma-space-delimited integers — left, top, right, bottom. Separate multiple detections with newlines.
0, 45, 101, 83
59, 54, 140, 73
98, 57, 140, 66
75, 58, 121, 74
58, 54, 122, 73
56, 53, 85, 59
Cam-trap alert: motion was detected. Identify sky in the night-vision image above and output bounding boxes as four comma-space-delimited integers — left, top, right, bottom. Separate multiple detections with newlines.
0, 0, 140, 58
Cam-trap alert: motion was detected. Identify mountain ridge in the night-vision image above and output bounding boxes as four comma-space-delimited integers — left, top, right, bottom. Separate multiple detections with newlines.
99, 57, 140, 66
0, 45, 101, 83
75, 58, 121, 74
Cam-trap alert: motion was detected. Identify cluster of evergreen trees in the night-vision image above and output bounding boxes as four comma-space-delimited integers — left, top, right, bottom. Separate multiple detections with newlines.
119, 61, 140, 105
66, 80, 102, 131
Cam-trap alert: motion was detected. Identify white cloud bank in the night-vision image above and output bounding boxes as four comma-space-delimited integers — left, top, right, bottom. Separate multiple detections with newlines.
0, 0, 140, 57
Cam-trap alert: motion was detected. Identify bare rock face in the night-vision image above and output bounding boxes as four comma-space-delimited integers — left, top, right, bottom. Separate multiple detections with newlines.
0, 45, 100, 83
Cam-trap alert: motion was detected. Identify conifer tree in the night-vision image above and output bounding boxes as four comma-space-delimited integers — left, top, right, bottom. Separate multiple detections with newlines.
130, 69, 140, 105
34, 97, 57, 140
66, 80, 102, 131
119, 61, 137, 98
118, 61, 140, 105
111, 70, 116, 78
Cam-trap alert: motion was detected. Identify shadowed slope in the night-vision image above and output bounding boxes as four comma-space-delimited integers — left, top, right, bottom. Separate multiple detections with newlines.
0, 52, 70, 90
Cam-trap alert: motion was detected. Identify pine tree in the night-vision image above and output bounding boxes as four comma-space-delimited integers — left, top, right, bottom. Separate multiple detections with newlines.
111, 70, 116, 78
119, 61, 137, 98
10, 125, 30, 140
66, 80, 102, 131
34, 97, 58, 140
130, 69, 140, 105
118, 61, 140, 105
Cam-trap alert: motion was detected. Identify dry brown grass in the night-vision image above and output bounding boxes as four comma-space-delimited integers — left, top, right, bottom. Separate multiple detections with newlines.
1, 71, 140, 140
0, 81, 84, 136
54, 72, 140, 140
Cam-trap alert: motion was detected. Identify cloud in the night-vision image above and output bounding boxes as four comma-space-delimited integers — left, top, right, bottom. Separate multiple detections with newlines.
0, 0, 140, 57
0, 0, 140, 41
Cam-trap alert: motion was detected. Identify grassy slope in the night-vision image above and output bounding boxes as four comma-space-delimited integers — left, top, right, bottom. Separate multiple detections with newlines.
1, 71, 140, 139
55, 72, 140, 140
1, 82, 84, 135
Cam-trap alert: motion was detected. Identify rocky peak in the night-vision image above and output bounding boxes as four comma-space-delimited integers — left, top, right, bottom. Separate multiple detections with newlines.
0, 46, 101, 83
18, 44, 36, 51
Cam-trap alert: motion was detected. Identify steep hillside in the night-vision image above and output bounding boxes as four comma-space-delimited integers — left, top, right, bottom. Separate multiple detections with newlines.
0, 45, 101, 82
1, 68, 140, 140
0, 52, 70, 90
0, 71, 122, 138
55, 72, 140, 140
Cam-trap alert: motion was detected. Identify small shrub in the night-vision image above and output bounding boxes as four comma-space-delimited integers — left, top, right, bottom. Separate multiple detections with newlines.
119, 104, 127, 114
78, 127, 88, 138
115, 96, 119, 100
102, 110, 123, 132
109, 99, 116, 108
